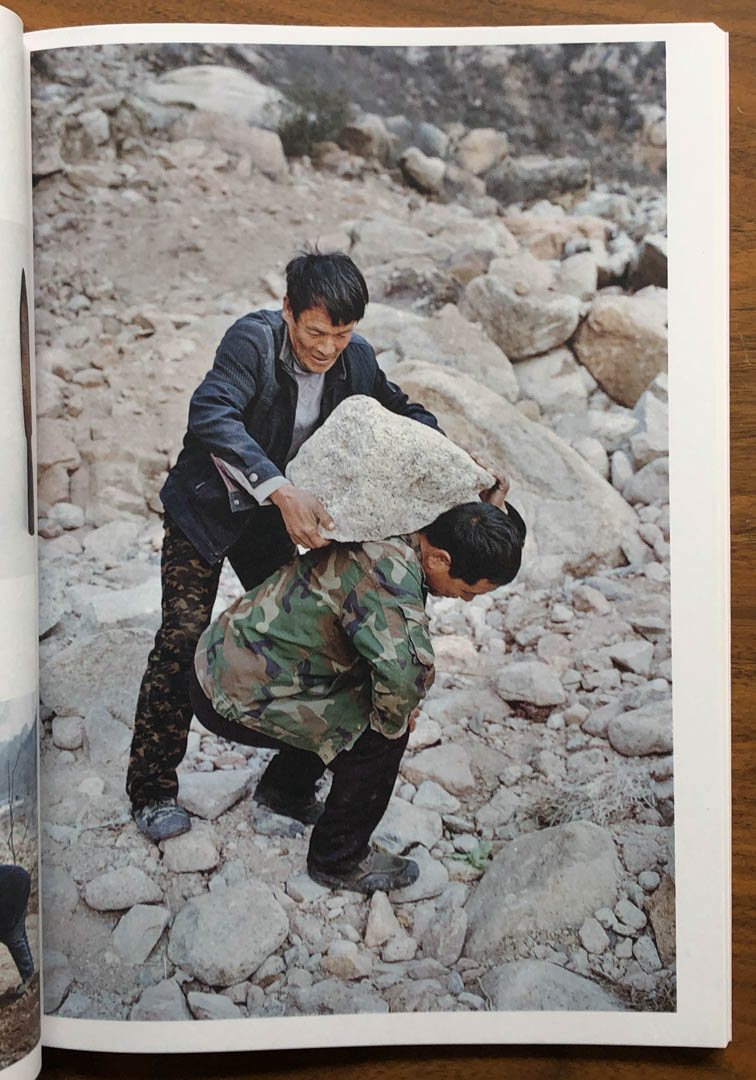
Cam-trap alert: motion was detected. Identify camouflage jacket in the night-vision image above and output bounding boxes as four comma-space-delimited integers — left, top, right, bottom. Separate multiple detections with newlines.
194, 534, 435, 763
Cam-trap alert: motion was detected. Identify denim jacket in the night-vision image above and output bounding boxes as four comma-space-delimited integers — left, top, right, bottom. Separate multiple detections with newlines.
160, 309, 442, 565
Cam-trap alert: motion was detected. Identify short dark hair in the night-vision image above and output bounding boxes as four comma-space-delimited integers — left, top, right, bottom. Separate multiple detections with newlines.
285, 250, 369, 325
423, 501, 527, 586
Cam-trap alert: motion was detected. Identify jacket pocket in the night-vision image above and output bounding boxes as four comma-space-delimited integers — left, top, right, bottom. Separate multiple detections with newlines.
398, 604, 436, 672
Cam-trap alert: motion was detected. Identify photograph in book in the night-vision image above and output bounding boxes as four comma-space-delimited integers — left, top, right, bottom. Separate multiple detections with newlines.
32, 39, 675, 1022
0, 693, 40, 1068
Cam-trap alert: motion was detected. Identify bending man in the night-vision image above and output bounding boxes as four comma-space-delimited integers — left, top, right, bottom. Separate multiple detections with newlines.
190, 501, 526, 895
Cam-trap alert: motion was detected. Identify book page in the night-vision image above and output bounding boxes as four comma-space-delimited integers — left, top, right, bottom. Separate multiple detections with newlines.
26, 22, 728, 1052
0, 5, 42, 1080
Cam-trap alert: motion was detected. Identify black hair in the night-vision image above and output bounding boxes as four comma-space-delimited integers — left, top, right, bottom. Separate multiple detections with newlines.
285, 249, 369, 325
423, 501, 527, 586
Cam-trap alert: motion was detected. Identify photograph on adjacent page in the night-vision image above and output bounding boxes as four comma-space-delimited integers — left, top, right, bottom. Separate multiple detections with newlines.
32, 39, 674, 1024
0, 693, 40, 1068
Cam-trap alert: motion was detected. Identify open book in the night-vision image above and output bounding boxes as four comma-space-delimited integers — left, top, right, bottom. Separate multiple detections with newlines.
0, 12, 730, 1078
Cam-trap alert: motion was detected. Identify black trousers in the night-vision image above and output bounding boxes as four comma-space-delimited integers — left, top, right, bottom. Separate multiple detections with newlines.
127, 511, 295, 808
189, 669, 409, 873
0, 915, 33, 983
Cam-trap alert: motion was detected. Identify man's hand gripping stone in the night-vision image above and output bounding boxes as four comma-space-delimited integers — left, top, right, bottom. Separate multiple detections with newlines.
270, 482, 335, 549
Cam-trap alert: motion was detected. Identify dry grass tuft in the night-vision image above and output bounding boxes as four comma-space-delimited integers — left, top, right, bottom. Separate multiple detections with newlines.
532, 764, 659, 829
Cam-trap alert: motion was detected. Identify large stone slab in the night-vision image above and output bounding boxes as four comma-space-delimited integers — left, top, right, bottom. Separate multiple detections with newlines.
464, 822, 621, 957
168, 880, 288, 987
481, 960, 624, 1011
287, 396, 493, 541
387, 362, 640, 584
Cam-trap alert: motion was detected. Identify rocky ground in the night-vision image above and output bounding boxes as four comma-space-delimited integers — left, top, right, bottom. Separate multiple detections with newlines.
31, 43, 673, 1020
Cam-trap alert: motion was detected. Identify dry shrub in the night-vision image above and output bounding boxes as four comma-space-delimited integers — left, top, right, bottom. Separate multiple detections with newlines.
533, 763, 659, 829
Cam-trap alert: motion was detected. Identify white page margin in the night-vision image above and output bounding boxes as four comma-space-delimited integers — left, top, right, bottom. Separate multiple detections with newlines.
30, 19, 730, 1052
0, 1048, 42, 1080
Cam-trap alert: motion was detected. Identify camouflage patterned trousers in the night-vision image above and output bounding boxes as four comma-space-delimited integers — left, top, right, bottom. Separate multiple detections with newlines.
126, 512, 294, 808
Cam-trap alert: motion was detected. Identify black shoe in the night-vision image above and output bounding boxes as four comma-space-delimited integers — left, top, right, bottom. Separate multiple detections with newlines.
133, 798, 191, 842
255, 782, 325, 825
307, 849, 419, 895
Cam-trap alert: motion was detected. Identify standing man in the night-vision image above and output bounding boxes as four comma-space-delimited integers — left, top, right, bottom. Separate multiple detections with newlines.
127, 250, 446, 842
190, 501, 527, 894
0, 864, 34, 997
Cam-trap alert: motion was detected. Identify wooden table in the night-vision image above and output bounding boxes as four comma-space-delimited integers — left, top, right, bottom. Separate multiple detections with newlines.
11, 0, 755, 1076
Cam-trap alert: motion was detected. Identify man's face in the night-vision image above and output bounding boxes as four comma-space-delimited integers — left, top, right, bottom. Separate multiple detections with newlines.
282, 298, 356, 374
426, 567, 498, 602
420, 540, 498, 602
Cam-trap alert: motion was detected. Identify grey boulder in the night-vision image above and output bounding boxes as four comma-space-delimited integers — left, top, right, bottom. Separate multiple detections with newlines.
287, 396, 493, 541
167, 880, 288, 986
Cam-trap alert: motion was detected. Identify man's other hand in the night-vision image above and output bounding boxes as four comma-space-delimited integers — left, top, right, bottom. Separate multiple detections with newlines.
471, 453, 510, 510
270, 483, 335, 548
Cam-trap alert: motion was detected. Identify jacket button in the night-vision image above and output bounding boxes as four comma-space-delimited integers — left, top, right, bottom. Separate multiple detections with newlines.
249, 473, 258, 482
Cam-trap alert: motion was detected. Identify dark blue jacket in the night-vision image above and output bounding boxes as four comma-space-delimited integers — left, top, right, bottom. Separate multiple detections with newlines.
161, 309, 442, 565
0, 865, 30, 931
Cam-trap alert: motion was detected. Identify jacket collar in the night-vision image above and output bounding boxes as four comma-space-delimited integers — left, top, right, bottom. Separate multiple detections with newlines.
408, 531, 429, 604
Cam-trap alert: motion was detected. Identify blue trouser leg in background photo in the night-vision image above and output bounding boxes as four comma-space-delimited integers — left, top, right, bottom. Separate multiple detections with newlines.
2, 912, 34, 986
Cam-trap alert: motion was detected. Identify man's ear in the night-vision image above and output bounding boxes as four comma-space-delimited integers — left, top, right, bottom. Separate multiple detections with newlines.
426, 546, 452, 572
282, 296, 295, 331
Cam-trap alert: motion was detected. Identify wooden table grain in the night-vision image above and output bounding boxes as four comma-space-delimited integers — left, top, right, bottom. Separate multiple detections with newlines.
11, 0, 755, 1076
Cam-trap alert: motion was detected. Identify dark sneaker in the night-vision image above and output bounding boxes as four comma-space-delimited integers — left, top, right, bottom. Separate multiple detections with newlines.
307, 849, 419, 895
254, 783, 325, 825
133, 798, 191, 842
14, 976, 33, 998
